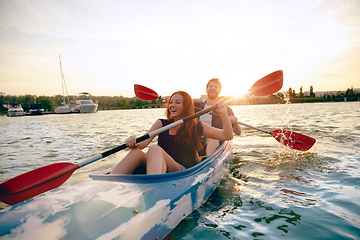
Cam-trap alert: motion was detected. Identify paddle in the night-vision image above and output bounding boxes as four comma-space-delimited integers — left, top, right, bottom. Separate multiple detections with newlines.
196, 110, 315, 151
135, 70, 283, 100
134, 71, 315, 151
0, 70, 282, 205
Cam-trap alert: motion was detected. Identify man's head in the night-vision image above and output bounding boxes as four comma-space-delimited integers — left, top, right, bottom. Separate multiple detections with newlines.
206, 78, 221, 100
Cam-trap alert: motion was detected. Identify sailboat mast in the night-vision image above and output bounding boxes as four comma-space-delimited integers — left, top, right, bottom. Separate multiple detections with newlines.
59, 55, 70, 104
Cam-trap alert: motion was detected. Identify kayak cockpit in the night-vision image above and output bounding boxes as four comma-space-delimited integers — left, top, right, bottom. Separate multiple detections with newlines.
89, 141, 232, 183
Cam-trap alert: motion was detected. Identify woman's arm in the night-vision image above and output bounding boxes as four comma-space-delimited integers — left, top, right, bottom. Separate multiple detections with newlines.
125, 119, 163, 149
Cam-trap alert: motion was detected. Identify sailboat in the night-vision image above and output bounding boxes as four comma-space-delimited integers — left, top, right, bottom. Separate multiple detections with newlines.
55, 55, 72, 114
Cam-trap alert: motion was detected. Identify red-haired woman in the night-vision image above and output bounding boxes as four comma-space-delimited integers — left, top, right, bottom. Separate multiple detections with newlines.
110, 91, 233, 175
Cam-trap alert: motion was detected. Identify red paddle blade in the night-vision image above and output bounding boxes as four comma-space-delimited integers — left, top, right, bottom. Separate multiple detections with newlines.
270, 130, 316, 151
134, 84, 159, 100
250, 70, 283, 96
0, 162, 79, 205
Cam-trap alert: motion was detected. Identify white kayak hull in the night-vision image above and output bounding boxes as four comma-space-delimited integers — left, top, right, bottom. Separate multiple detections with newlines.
0, 141, 233, 240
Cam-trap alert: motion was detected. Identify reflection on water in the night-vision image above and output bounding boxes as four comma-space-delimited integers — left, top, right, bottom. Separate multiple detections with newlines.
1, 102, 360, 239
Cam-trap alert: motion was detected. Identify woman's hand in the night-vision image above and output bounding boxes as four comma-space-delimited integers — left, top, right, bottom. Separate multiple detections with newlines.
215, 98, 227, 115
230, 115, 238, 124
125, 135, 138, 149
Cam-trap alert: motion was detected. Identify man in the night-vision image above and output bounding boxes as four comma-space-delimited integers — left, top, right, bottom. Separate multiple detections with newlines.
195, 78, 241, 156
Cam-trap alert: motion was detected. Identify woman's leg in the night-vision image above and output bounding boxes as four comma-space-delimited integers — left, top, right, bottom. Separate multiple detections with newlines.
109, 149, 147, 174
146, 145, 182, 174
206, 139, 219, 156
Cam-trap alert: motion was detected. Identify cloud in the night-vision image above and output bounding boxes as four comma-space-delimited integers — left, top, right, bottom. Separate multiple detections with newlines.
0, 0, 359, 96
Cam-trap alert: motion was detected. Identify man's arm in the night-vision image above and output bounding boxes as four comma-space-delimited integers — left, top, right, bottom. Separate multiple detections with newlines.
230, 115, 242, 135
227, 107, 241, 135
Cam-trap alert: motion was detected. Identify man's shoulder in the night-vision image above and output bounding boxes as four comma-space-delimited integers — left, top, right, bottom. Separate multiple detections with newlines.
194, 101, 205, 109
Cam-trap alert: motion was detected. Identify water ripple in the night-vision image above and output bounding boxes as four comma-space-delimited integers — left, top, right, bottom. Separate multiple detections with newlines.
1, 103, 360, 238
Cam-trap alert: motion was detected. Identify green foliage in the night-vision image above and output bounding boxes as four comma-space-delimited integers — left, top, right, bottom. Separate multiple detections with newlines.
0, 104, 7, 114
286, 87, 296, 100
37, 96, 56, 111
309, 85, 315, 97
116, 98, 127, 107
345, 87, 356, 97
299, 86, 304, 98
1, 93, 167, 113
1, 86, 359, 114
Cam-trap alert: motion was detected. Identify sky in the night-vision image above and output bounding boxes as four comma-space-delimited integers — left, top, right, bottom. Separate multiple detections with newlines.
0, 0, 359, 98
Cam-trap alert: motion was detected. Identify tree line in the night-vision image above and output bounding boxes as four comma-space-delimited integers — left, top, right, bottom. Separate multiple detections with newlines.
1, 86, 359, 114
233, 86, 359, 105
0, 93, 164, 114
278, 86, 359, 104
0, 92, 163, 114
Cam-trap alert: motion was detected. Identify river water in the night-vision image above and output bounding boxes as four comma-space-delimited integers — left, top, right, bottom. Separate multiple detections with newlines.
1, 102, 359, 239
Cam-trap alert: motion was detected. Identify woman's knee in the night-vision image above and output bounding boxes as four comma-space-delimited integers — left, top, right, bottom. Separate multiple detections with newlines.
147, 145, 163, 155
127, 148, 147, 163
127, 148, 144, 156
147, 145, 166, 164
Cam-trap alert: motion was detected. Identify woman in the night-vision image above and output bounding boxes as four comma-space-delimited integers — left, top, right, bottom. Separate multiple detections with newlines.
110, 91, 233, 175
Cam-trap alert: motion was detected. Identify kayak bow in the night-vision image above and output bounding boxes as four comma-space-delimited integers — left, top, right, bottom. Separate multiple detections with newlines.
0, 141, 233, 240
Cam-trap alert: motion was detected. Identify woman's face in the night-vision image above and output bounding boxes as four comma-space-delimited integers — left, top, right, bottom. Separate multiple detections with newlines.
168, 93, 184, 119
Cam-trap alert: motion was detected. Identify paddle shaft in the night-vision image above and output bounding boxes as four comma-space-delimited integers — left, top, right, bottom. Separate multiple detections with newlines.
194, 106, 269, 134
78, 96, 243, 168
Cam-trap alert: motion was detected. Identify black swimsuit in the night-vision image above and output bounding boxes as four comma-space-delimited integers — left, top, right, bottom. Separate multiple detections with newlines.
157, 119, 203, 169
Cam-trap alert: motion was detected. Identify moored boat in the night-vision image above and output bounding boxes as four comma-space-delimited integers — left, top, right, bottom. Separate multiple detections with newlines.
7, 103, 25, 117
55, 104, 71, 114
55, 55, 72, 114
29, 103, 44, 115
72, 92, 98, 113
0, 141, 233, 240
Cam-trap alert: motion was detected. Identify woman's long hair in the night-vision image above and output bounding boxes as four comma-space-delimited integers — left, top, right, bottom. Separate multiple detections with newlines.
166, 91, 202, 152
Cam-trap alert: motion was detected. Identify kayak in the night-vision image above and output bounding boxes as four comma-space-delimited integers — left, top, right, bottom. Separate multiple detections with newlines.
0, 140, 233, 240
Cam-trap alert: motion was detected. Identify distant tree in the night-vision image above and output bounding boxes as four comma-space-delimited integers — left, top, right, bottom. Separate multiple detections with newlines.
116, 98, 127, 107
135, 99, 145, 106
299, 86, 304, 98
310, 86, 315, 97
345, 87, 355, 97
37, 96, 56, 111
277, 92, 285, 99
18, 95, 36, 111
268, 92, 285, 103
0, 92, 7, 113
54, 94, 64, 106
268, 94, 278, 103
286, 87, 296, 100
